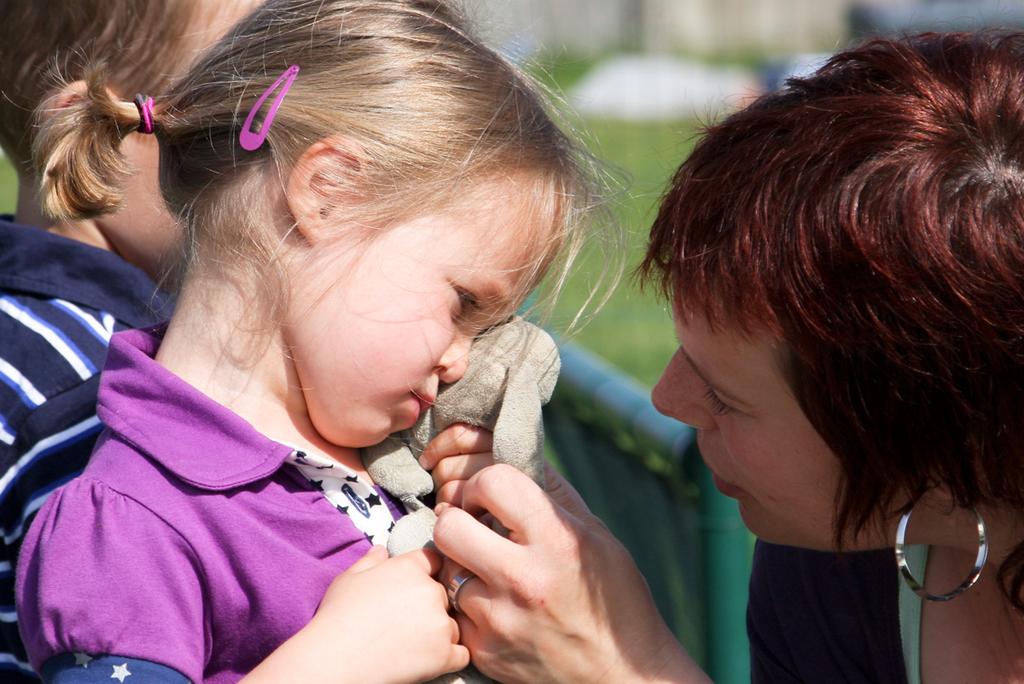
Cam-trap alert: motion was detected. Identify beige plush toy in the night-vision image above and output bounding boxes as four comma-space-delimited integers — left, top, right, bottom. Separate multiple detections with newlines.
361, 316, 560, 684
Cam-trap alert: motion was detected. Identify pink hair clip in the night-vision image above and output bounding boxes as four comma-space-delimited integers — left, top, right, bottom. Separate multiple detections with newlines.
239, 64, 300, 151
133, 94, 155, 135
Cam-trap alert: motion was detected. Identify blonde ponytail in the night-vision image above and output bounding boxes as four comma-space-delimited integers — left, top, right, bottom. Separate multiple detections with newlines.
32, 65, 150, 221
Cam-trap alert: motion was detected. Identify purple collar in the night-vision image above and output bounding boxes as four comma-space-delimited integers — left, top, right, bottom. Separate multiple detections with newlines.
97, 326, 293, 490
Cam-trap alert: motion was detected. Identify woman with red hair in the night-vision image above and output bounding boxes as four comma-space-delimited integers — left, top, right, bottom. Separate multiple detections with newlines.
429, 31, 1024, 682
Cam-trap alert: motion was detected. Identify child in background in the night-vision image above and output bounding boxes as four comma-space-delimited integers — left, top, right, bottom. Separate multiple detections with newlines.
16, 1, 598, 682
0, 3, 254, 679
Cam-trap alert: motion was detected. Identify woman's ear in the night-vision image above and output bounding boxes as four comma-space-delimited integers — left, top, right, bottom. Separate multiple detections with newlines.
285, 136, 363, 244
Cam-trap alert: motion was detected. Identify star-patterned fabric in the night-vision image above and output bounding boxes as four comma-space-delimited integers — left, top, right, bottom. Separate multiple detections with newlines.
285, 449, 397, 546
40, 652, 189, 682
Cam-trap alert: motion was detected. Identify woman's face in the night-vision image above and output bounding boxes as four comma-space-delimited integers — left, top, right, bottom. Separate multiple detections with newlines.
652, 313, 887, 550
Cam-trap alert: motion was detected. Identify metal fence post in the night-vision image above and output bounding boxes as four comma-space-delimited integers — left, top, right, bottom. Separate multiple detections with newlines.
694, 449, 751, 684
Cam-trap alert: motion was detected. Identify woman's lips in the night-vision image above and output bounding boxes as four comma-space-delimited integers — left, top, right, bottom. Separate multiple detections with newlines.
711, 472, 746, 499
697, 434, 746, 499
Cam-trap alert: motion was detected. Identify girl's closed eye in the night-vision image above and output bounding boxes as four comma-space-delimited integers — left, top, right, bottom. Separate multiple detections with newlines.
453, 286, 491, 334
453, 286, 513, 334
454, 287, 478, 314
703, 384, 732, 416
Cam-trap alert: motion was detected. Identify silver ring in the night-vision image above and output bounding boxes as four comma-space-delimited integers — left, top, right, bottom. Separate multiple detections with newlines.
894, 505, 988, 602
446, 571, 476, 614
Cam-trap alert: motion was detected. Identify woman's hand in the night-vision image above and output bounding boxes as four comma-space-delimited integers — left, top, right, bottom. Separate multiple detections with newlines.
242, 546, 468, 684
432, 464, 710, 684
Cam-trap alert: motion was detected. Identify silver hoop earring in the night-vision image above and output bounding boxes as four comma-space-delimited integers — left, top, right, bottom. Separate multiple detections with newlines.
894, 504, 988, 602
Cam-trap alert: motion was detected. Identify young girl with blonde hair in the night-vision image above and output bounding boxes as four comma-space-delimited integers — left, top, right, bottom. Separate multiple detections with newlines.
16, 1, 597, 682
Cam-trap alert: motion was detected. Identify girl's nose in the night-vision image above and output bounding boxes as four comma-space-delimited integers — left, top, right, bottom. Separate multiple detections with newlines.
652, 349, 716, 430
436, 333, 472, 384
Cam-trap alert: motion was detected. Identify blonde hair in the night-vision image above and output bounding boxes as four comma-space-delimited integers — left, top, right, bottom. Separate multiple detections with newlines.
38, 0, 617, 324
0, 0, 224, 176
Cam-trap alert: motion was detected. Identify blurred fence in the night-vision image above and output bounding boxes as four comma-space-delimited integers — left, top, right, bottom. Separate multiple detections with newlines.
469, 0, 1024, 60
544, 340, 752, 684
467, 0, 907, 57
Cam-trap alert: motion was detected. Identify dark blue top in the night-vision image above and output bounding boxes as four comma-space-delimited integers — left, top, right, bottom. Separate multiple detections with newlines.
748, 540, 908, 683
0, 217, 168, 681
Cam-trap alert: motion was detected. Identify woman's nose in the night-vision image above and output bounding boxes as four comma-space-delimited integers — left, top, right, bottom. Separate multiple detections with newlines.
652, 349, 716, 430
436, 333, 472, 384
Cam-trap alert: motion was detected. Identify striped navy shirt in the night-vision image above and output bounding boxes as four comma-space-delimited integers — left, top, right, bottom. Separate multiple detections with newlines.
0, 217, 168, 681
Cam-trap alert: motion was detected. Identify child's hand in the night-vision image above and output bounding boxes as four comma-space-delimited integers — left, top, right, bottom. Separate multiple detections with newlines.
319, 546, 468, 683
243, 546, 468, 684
420, 423, 494, 506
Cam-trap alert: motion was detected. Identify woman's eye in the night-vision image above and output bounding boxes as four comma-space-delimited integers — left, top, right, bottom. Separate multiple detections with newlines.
703, 385, 732, 416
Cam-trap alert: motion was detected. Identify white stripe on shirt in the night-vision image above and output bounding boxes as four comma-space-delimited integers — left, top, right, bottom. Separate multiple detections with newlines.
0, 416, 100, 504
0, 652, 34, 674
50, 299, 112, 344
2, 478, 70, 545
0, 414, 13, 446
0, 297, 95, 381
0, 357, 45, 408
102, 312, 116, 337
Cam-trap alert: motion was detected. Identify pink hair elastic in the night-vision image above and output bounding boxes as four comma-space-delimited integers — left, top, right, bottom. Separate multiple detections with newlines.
133, 94, 155, 134
239, 64, 300, 151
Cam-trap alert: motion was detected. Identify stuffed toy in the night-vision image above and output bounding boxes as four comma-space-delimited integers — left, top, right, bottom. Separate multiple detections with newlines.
361, 316, 560, 684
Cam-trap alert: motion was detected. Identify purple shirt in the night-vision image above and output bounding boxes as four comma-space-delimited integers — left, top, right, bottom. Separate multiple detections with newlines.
16, 326, 404, 683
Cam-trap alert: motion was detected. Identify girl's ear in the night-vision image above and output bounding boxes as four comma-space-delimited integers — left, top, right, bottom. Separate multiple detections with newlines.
286, 136, 363, 244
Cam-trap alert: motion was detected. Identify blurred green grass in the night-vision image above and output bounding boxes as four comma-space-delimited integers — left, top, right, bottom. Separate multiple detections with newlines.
0, 113, 699, 387
549, 118, 699, 386
0, 157, 15, 215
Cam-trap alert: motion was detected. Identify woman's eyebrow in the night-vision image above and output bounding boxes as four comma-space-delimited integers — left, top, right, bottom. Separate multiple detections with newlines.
679, 347, 752, 410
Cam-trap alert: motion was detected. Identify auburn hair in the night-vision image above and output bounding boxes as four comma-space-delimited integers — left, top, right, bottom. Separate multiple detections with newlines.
643, 32, 1024, 609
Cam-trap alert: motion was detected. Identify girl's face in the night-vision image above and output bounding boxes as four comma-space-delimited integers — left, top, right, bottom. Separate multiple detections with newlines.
652, 313, 886, 550
285, 184, 546, 449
